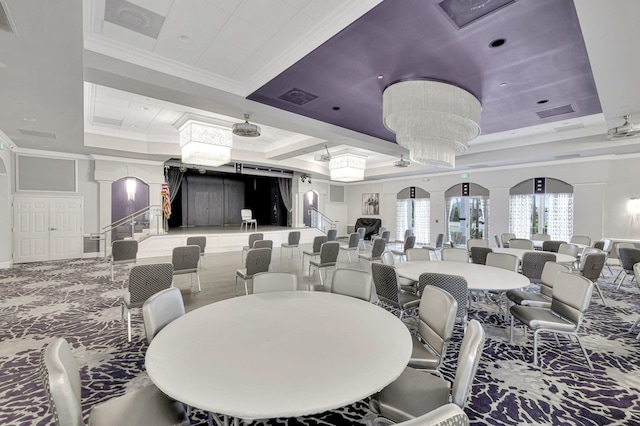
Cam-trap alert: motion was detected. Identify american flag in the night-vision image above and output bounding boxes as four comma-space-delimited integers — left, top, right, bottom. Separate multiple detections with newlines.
161, 183, 171, 218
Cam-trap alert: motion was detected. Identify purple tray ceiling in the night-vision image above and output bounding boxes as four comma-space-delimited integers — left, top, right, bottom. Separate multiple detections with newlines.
248, 0, 601, 142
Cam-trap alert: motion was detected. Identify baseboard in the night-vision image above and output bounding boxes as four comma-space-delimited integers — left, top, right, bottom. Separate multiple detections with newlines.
0, 261, 13, 269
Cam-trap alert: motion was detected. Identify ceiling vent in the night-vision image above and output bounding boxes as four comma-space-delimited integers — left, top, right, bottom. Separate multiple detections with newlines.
439, 0, 516, 29
394, 155, 411, 167
0, 1, 15, 34
19, 129, 56, 139
232, 114, 261, 137
278, 88, 318, 106
535, 104, 575, 119
104, 0, 165, 39
607, 114, 640, 139
314, 146, 332, 162
554, 153, 581, 160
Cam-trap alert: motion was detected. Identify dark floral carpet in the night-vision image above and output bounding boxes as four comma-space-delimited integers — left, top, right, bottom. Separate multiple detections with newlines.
1, 258, 639, 425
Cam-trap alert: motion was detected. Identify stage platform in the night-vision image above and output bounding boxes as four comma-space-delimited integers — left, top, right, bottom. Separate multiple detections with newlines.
137, 225, 324, 259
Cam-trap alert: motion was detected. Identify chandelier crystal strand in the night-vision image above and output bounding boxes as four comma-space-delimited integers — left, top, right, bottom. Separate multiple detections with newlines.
383, 80, 481, 168
329, 152, 367, 182
179, 120, 233, 167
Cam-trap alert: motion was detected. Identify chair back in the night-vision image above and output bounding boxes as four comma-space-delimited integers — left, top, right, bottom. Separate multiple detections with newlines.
378, 226, 388, 235
634, 262, 640, 283
434, 233, 444, 249
417, 285, 458, 365
532, 233, 551, 241
558, 243, 579, 257
253, 239, 273, 250
403, 229, 414, 240
369, 238, 387, 259
570, 235, 591, 246
252, 272, 297, 294
311, 235, 328, 254
539, 262, 572, 298
381, 251, 395, 265
592, 241, 605, 250
287, 231, 301, 246
521, 251, 556, 282
493, 234, 501, 248
240, 209, 253, 220
406, 248, 431, 262
381, 230, 391, 243
442, 248, 469, 263
400, 404, 469, 426
485, 252, 518, 272
128, 263, 174, 304
600, 239, 613, 254
579, 253, 606, 282
550, 272, 594, 327
371, 262, 400, 306
466, 238, 487, 253
172, 245, 200, 274
318, 241, 340, 266
403, 235, 416, 251
418, 273, 468, 324
450, 320, 486, 408
245, 248, 272, 276
542, 240, 565, 253
142, 287, 185, 344
357, 227, 366, 241
470, 247, 492, 265
501, 233, 516, 247
248, 233, 264, 248
111, 239, 138, 262
509, 239, 534, 250
346, 232, 360, 249
618, 247, 640, 272
326, 229, 337, 241
186, 236, 206, 255
579, 247, 601, 263
615, 242, 636, 258
331, 269, 372, 301
41, 338, 83, 426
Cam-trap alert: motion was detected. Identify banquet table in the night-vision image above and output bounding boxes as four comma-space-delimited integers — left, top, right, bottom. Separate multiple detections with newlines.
492, 247, 576, 264
394, 260, 530, 292
145, 291, 412, 423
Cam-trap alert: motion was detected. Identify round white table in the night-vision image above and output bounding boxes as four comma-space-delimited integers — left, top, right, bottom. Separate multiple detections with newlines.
394, 260, 530, 291
492, 247, 576, 264
145, 291, 412, 422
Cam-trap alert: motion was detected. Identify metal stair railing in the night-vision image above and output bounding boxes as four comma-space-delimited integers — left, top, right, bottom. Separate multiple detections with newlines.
309, 207, 337, 234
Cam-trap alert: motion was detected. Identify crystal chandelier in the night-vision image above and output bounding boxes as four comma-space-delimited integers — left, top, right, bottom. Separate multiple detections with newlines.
329, 152, 366, 182
383, 80, 481, 169
178, 119, 233, 167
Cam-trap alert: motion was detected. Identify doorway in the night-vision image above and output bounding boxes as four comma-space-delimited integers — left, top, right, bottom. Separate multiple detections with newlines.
303, 190, 318, 227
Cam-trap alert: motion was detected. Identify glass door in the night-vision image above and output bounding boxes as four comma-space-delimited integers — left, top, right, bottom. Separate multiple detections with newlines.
447, 196, 487, 245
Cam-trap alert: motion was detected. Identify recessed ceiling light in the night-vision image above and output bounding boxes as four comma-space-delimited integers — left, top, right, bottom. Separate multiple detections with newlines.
178, 35, 192, 44
129, 124, 137, 128
23, 117, 36, 122
499, 82, 508, 87
377, 75, 384, 79
332, 106, 341, 111
140, 106, 149, 110
537, 99, 549, 104
489, 38, 506, 48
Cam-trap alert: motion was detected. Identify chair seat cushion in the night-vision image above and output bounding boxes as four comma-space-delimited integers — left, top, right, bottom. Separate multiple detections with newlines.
506, 289, 551, 308
122, 293, 144, 309
510, 305, 576, 332
408, 337, 440, 370
399, 292, 420, 309
390, 250, 404, 256
89, 384, 188, 426
237, 268, 248, 279
310, 260, 336, 268
373, 367, 450, 423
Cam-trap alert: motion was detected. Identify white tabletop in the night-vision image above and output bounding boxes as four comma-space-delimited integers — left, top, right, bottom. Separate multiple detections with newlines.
394, 261, 530, 292
145, 291, 412, 421
492, 247, 576, 263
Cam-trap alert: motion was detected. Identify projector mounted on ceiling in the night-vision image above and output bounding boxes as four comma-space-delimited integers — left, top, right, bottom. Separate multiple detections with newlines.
314, 146, 332, 162
394, 155, 411, 168
232, 114, 261, 137
607, 114, 640, 139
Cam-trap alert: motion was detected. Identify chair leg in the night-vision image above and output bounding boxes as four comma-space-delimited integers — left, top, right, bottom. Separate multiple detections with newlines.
111, 263, 115, 282
347, 251, 352, 263
575, 335, 594, 370
127, 310, 132, 342
234, 276, 239, 297
510, 315, 515, 343
319, 268, 324, 287
533, 329, 540, 366
630, 317, 640, 332
196, 272, 201, 292
593, 282, 606, 305
244, 279, 249, 296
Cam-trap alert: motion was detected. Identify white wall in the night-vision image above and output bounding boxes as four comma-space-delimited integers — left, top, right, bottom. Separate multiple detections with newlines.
0, 148, 11, 267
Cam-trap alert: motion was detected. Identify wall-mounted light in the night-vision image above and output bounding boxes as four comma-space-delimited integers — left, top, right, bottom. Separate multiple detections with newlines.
306, 190, 314, 204
628, 197, 640, 221
125, 178, 137, 201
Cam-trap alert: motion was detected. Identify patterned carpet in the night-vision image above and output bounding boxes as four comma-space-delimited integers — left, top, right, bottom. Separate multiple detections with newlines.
1, 258, 640, 425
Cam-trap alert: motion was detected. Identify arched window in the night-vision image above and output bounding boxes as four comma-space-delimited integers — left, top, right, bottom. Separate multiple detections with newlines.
445, 183, 489, 245
396, 187, 430, 244
509, 178, 573, 241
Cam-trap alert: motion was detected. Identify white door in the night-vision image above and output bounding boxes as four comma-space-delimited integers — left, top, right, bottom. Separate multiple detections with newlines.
13, 196, 83, 263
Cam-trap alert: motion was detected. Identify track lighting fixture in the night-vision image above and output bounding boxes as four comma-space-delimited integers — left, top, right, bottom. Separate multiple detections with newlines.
300, 173, 311, 184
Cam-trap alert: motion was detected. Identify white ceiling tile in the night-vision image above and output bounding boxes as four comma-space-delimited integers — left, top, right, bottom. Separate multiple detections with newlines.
101, 21, 157, 51
234, 0, 298, 33
94, 103, 127, 120
215, 15, 271, 54
258, 11, 315, 58
197, 40, 253, 77
202, 0, 243, 14
282, 0, 312, 10
301, 0, 344, 20
128, 0, 174, 16
162, 0, 230, 34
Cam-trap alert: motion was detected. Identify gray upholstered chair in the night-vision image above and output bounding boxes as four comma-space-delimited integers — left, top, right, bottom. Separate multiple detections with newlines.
357, 227, 367, 249
326, 229, 338, 241
339, 233, 361, 263
252, 272, 297, 294
309, 241, 340, 287
391, 235, 416, 262
408, 285, 458, 376
542, 240, 564, 253
417, 273, 468, 325
441, 248, 469, 263
394, 229, 414, 248
501, 233, 516, 248
240, 208, 257, 231
510, 271, 594, 369
253, 239, 273, 251
121, 263, 174, 342
506, 262, 571, 311
242, 232, 263, 263
405, 248, 431, 262
521, 251, 556, 284
615, 247, 640, 289
280, 231, 301, 258
371, 262, 420, 320
628, 263, 640, 339
469, 247, 492, 265
485, 252, 519, 272
493, 234, 501, 248
110, 239, 138, 283
532, 233, 551, 242
466, 238, 487, 254
381, 251, 395, 265
570, 235, 591, 246
142, 287, 185, 344
509, 238, 534, 250
398, 403, 469, 426
302, 235, 327, 270
331, 268, 372, 301
236, 247, 272, 295
369, 320, 485, 423
186, 236, 206, 269
371, 226, 388, 242
575, 252, 606, 305
172, 245, 201, 292
423, 233, 445, 260
40, 338, 189, 426
558, 243, 579, 258
358, 237, 387, 264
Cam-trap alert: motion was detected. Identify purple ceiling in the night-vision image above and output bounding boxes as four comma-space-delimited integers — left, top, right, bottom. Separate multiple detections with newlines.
248, 0, 601, 142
